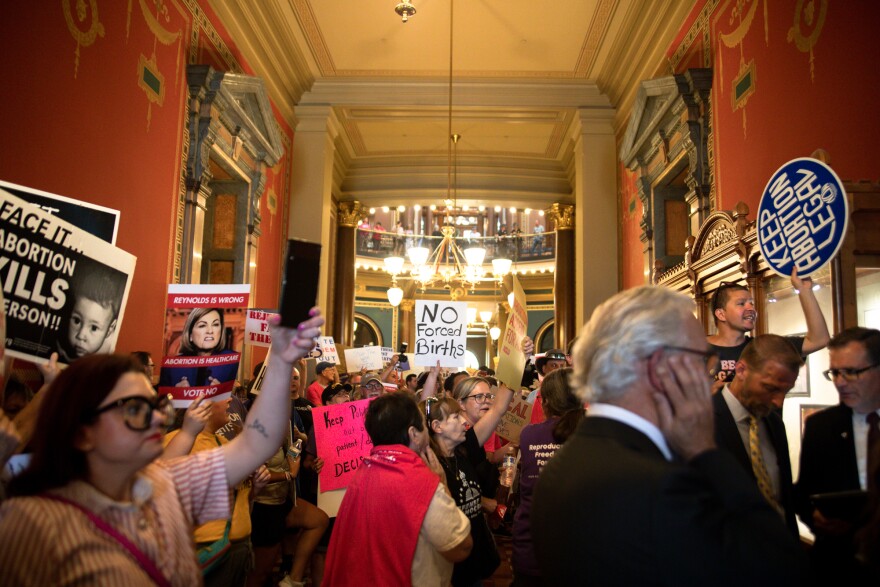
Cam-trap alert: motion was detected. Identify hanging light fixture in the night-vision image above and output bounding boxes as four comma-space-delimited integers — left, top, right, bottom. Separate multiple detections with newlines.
383, 0, 509, 299
387, 286, 404, 306
394, 0, 416, 23
479, 310, 493, 324
489, 326, 501, 341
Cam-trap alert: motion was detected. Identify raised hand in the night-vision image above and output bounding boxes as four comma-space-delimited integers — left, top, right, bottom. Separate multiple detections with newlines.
268, 308, 325, 365
181, 394, 211, 435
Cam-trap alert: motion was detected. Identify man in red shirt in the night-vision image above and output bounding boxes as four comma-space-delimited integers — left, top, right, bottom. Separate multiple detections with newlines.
306, 362, 338, 406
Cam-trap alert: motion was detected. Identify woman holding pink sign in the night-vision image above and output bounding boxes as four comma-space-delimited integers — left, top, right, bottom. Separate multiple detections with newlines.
0, 309, 325, 586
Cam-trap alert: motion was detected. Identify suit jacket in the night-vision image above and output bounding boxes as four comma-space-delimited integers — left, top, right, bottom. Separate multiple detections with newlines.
712, 391, 798, 535
532, 416, 808, 587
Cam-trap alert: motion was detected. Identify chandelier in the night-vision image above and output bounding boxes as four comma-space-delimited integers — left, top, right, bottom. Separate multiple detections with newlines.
384, 0, 511, 306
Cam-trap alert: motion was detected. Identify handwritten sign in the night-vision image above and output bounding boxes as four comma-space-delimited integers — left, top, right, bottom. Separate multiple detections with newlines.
414, 300, 467, 367
757, 157, 849, 277
380, 346, 394, 364
496, 275, 528, 389
312, 398, 374, 492
495, 392, 534, 444
245, 309, 276, 347
343, 346, 383, 372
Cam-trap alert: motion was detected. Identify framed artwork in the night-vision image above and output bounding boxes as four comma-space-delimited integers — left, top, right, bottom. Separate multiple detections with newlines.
800, 404, 826, 437
788, 352, 811, 398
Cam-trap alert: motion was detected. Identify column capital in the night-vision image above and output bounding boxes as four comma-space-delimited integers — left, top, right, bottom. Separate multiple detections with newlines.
546, 203, 575, 231
337, 201, 367, 227
399, 299, 415, 313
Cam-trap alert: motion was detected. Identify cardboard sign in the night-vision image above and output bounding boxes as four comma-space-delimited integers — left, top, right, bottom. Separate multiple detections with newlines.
380, 346, 394, 364
0, 188, 136, 365
495, 392, 534, 444
244, 309, 276, 347
0, 180, 120, 244
757, 157, 849, 277
414, 300, 467, 367
344, 346, 383, 372
312, 398, 374, 492
158, 284, 249, 407
495, 275, 528, 390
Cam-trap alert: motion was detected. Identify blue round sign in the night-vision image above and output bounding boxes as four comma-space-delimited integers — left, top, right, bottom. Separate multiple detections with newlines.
757, 157, 848, 277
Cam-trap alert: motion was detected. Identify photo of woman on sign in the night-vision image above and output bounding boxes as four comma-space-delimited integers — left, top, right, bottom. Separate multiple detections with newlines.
159, 308, 239, 389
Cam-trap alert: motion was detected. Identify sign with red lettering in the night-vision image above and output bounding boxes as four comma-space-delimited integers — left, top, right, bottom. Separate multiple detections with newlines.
159, 284, 249, 407
495, 391, 534, 444
312, 398, 373, 492
245, 309, 276, 348
495, 275, 528, 390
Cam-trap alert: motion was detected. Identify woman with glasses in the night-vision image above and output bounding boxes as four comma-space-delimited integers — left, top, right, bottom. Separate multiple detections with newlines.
0, 310, 324, 586
423, 376, 514, 587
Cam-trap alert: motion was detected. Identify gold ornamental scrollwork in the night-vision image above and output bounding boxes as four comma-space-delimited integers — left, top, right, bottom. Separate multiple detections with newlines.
63, 0, 106, 78
399, 299, 415, 313
787, 0, 827, 82
337, 201, 366, 228
545, 204, 575, 231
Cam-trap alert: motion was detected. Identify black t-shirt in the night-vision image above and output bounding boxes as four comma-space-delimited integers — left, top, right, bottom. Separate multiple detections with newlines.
710, 335, 805, 383
443, 428, 501, 586
292, 397, 314, 434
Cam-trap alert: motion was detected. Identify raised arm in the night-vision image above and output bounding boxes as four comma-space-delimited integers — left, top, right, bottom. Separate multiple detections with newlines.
160, 394, 211, 460
222, 309, 324, 487
380, 355, 400, 383
791, 267, 830, 354
472, 383, 514, 445
419, 361, 441, 401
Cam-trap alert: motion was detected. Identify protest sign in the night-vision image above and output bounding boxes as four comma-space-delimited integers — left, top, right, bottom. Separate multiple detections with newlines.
380, 346, 394, 364
343, 346, 383, 372
495, 275, 528, 389
159, 284, 249, 407
0, 188, 136, 365
757, 157, 848, 277
309, 336, 340, 364
495, 393, 534, 444
244, 308, 276, 347
0, 180, 120, 244
312, 398, 373, 492
414, 300, 467, 367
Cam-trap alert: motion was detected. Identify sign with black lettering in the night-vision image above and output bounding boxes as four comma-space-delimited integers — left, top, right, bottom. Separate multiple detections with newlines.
312, 398, 373, 492
0, 188, 135, 365
757, 158, 848, 277
414, 300, 467, 367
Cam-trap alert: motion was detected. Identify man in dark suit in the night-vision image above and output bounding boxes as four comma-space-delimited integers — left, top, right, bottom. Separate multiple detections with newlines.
532, 286, 807, 587
796, 327, 880, 582
713, 334, 802, 535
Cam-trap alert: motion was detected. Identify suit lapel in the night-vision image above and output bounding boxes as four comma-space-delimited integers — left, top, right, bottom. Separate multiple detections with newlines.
712, 392, 753, 476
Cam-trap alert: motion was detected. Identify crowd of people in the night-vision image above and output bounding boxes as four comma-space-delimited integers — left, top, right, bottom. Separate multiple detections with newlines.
0, 266, 878, 586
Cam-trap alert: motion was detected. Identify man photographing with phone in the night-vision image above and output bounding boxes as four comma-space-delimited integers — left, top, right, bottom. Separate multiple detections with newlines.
532, 286, 807, 586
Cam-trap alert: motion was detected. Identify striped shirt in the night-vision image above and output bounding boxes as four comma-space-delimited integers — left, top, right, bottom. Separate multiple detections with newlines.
0, 447, 229, 586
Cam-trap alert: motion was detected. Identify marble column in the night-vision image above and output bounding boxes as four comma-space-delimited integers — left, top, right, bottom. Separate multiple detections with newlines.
333, 201, 365, 346
573, 108, 618, 329
547, 204, 576, 349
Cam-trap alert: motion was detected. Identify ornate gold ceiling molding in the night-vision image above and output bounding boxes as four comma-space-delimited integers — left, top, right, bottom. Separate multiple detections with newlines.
574, 0, 618, 77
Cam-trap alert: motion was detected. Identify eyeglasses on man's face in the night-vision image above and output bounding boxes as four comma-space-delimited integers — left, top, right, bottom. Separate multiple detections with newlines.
94, 394, 175, 431
822, 363, 880, 382
461, 392, 495, 404
663, 346, 719, 376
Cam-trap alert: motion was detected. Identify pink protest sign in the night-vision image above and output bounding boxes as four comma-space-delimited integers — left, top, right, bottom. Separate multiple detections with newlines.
312, 399, 374, 492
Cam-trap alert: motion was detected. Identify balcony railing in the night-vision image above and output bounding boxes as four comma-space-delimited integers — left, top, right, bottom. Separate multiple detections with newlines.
355, 229, 556, 262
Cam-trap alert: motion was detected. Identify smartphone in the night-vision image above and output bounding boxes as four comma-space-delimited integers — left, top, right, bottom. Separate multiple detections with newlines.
398, 342, 410, 371
278, 239, 321, 328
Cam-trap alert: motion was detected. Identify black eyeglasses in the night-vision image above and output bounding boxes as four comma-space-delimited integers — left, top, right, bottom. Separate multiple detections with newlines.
425, 397, 439, 419
822, 364, 880, 382
461, 393, 496, 404
663, 346, 719, 375
94, 394, 175, 431
712, 281, 746, 311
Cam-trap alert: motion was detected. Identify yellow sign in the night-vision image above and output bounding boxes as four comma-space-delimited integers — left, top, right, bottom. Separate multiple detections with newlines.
495, 275, 528, 391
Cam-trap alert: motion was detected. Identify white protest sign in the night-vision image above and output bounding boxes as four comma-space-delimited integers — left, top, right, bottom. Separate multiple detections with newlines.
343, 346, 384, 372
308, 336, 340, 364
245, 309, 275, 347
495, 275, 528, 390
414, 300, 467, 368
381, 347, 394, 364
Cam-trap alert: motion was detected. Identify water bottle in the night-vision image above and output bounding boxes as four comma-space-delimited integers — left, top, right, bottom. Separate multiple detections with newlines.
499, 447, 516, 488
287, 438, 303, 460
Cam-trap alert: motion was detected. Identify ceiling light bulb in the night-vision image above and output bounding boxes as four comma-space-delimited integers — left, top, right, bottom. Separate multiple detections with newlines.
369, 208, 376, 214
382, 206, 390, 213
398, 205, 406, 212
494, 206, 501, 212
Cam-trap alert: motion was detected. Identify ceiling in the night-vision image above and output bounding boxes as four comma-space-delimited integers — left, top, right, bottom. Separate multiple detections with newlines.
208, 0, 696, 208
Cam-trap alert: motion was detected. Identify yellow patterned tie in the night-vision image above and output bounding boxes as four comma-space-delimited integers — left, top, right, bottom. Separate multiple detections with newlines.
748, 415, 782, 515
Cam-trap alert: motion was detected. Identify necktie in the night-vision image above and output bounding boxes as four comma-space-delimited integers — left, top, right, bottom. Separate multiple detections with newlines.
867, 412, 879, 491
749, 415, 782, 514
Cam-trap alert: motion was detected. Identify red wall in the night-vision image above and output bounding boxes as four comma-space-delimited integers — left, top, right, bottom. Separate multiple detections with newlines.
620, 0, 880, 288
0, 3, 292, 370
